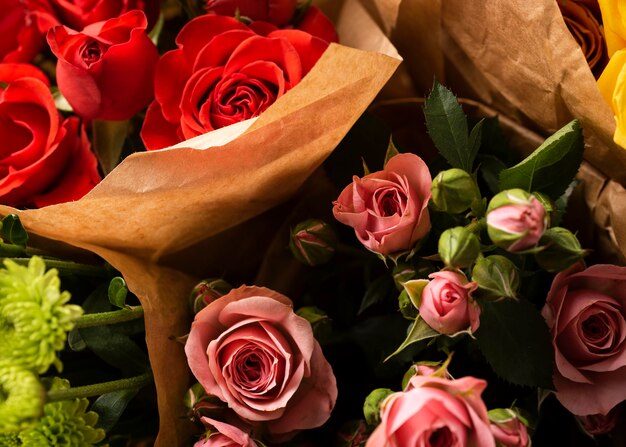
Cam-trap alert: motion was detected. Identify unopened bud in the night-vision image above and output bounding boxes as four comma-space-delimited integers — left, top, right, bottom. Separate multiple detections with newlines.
363, 388, 394, 426
289, 219, 337, 266
471, 255, 520, 301
488, 408, 530, 447
535, 227, 587, 272
184, 382, 226, 421
431, 168, 480, 214
438, 226, 481, 268
189, 278, 232, 314
486, 189, 547, 252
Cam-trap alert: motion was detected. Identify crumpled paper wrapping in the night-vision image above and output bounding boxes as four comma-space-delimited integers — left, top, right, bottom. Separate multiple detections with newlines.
369, 0, 626, 262
0, 1, 401, 445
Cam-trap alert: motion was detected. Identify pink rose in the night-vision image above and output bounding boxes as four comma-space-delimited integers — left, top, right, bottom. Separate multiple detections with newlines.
195, 417, 258, 447
489, 413, 529, 447
185, 286, 337, 437
577, 405, 620, 435
541, 264, 626, 415
367, 375, 495, 447
406, 271, 480, 335
332, 153, 432, 257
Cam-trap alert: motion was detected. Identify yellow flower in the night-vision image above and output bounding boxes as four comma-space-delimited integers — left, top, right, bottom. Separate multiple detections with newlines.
598, 0, 626, 57
598, 49, 626, 148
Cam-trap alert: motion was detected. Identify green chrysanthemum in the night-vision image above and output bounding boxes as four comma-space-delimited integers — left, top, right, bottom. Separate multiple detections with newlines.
19, 378, 106, 447
0, 366, 44, 435
0, 433, 22, 446
0, 257, 83, 373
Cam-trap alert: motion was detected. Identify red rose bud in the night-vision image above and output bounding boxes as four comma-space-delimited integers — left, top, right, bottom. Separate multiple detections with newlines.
438, 226, 481, 269
289, 219, 337, 266
488, 408, 530, 447
471, 255, 520, 301
206, 0, 298, 26
534, 227, 588, 272
363, 388, 394, 426
189, 278, 232, 314
47, 11, 159, 121
184, 383, 226, 421
486, 189, 547, 252
431, 168, 480, 214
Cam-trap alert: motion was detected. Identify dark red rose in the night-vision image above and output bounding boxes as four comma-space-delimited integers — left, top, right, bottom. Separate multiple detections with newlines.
141, 14, 329, 150
0, 0, 44, 63
47, 10, 159, 121
295, 6, 339, 44
0, 64, 100, 208
206, 0, 298, 26
27, 0, 160, 33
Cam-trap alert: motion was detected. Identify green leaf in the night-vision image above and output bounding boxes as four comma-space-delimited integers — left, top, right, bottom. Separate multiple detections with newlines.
383, 137, 400, 166
358, 274, 394, 315
467, 119, 484, 170
475, 299, 554, 389
148, 12, 164, 46
498, 120, 583, 199
108, 277, 128, 309
51, 86, 73, 112
1, 214, 28, 246
92, 389, 138, 432
424, 81, 470, 170
67, 329, 87, 352
92, 119, 131, 175
384, 316, 439, 362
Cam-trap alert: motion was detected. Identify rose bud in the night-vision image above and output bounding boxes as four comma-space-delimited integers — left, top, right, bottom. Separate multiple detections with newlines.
289, 219, 337, 266
363, 388, 394, 426
431, 168, 480, 214
184, 382, 226, 421
438, 226, 481, 269
486, 189, 548, 252
471, 255, 520, 301
404, 270, 480, 335
47, 10, 159, 121
534, 227, 588, 272
190, 278, 232, 314
206, 0, 297, 27
333, 153, 432, 258
401, 361, 452, 389
488, 408, 530, 447
577, 405, 620, 436
196, 417, 258, 447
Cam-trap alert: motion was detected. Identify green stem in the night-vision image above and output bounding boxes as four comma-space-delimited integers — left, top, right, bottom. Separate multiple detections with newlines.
465, 218, 486, 235
74, 306, 144, 329
47, 372, 153, 402
0, 257, 109, 277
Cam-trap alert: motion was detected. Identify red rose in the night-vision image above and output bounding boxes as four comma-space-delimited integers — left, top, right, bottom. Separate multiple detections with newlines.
0, 0, 44, 63
0, 64, 100, 208
47, 10, 159, 121
206, 0, 298, 26
27, 0, 160, 33
295, 6, 339, 44
140, 14, 329, 150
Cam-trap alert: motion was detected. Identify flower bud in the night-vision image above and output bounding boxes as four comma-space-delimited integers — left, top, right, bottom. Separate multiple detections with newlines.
189, 278, 232, 314
471, 255, 520, 301
431, 168, 480, 214
535, 227, 587, 272
486, 189, 547, 252
363, 388, 394, 426
0, 366, 44, 434
184, 382, 226, 421
488, 408, 530, 447
289, 219, 337, 266
438, 226, 481, 268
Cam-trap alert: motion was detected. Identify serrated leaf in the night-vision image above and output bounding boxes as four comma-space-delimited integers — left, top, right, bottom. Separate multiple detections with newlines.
108, 277, 128, 309
358, 274, 393, 315
384, 316, 439, 362
93, 119, 131, 175
467, 119, 484, 170
424, 81, 470, 170
475, 299, 554, 389
499, 120, 583, 199
92, 389, 138, 432
384, 137, 400, 166
1, 215, 28, 246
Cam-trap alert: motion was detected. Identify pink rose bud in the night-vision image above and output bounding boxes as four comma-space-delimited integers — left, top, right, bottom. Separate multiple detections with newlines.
333, 153, 432, 258
404, 271, 481, 335
196, 417, 258, 447
486, 189, 547, 252
189, 279, 232, 314
289, 219, 337, 266
184, 383, 226, 421
488, 408, 530, 447
577, 405, 620, 435
206, 0, 298, 26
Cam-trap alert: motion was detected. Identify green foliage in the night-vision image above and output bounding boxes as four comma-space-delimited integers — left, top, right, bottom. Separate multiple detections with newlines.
108, 277, 128, 309
0, 215, 28, 247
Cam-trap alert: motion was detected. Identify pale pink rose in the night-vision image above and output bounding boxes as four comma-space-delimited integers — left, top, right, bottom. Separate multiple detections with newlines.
367, 375, 495, 447
541, 264, 626, 416
490, 417, 529, 447
332, 153, 431, 256
185, 286, 337, 437
419, 271, 480, 335
195, 418, 258, 447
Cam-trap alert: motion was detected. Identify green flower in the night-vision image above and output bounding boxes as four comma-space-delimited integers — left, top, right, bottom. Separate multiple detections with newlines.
0, 257, 83, 373
0, 366, 44, 435
0, 433, 22, 446
19, 378, 106, 447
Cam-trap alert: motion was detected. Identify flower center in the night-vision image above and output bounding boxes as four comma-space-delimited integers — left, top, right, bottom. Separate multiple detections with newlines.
80, 41, 103, 66
428, 426, 455, 447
